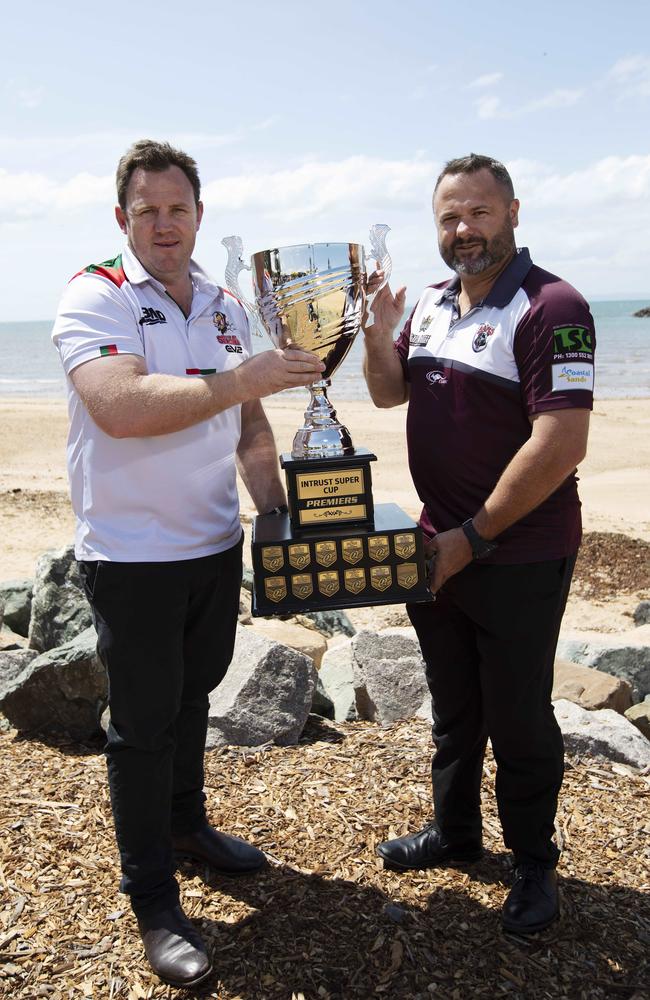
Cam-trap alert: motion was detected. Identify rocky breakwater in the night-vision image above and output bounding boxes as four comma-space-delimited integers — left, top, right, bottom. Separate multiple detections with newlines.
0, 544, 648, 770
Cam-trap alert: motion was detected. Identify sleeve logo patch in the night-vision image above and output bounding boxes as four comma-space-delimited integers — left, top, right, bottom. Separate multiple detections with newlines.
553, 325, 594, 360
551, 362, 594, 392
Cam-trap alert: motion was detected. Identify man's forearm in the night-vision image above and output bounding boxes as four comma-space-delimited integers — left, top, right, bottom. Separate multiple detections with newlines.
427, 409, 590, 593
236, 402, 286, 513
362, 335, 408, 408
71, 349, 325, 439
472, 413, 590, 541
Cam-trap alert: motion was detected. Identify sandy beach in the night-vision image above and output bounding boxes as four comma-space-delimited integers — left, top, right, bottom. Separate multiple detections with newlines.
1, 395, 649, 632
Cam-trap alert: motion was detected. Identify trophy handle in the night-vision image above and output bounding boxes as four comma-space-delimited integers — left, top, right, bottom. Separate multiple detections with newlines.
221, 235, 263, 337
367, 223, 392, 294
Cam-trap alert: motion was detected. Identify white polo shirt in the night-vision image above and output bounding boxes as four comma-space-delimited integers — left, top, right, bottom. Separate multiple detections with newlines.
52, 245, 252, 562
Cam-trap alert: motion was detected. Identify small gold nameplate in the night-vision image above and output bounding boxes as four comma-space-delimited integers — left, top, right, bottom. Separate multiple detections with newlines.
288, 543, 311, 570
292, 574, 313, 600
341, 538, 363, 565
370, 566, 392, 592
344, 568, 366, 594
264, 576, 287, 603
299, 504, 366, 526
396, 562, 419, 589
394, 532, 416, 560
297, 467, 365, 500
262, 546, 284, 572
318, 571, 340, 597
315, 541, 337, 567
368, 535, 390, 562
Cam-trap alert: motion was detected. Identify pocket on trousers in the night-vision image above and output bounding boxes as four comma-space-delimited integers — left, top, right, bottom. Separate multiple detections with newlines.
78, 561, 102, 602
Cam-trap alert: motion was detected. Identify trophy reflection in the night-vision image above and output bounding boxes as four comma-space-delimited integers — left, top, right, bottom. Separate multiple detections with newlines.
222, 228, 432, 615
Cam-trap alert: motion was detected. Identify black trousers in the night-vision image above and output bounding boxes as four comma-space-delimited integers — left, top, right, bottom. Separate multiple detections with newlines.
79, 536, 242, 914
407, 554, 576, 868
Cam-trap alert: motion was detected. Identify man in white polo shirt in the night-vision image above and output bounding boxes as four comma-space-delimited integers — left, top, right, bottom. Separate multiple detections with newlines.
52, 139, 324, 987
362, 154, 595, 936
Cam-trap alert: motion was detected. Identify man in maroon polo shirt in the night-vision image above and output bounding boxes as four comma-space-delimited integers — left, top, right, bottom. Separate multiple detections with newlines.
362, 154, 594, 934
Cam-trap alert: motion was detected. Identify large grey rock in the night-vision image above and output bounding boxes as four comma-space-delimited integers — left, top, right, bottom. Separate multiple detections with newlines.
552, 659, 633, 714
241, 565, 254, 593
318, 641, 357, 722
311, 675, 334, 719
206, 625, 317, 748
0, 597, 3, 631
0, 649, 39, 696
625, 698, 650, 740
0, 627, 106, 740
295, 610, 356, 638
28, 545, 92, 653
556, 627, 650, 702
352, 627, 428, 724
248, 618, 328, 668
554, 698, 650, 769
0, 580, 33, 637
634, 601, 650, 626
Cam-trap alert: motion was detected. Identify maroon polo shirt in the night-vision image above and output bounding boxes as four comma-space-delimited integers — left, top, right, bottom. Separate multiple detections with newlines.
394, 248, 596, 563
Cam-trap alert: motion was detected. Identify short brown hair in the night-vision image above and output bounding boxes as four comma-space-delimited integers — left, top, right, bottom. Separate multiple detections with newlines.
116, 140, 201, 209
434, 153, 515, 201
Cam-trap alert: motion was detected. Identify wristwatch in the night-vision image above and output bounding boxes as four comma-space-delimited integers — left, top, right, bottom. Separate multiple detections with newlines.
461, 518, 498, 559
262, 503, 289, 516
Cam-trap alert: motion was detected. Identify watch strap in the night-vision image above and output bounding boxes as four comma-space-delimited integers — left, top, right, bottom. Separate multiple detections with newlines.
461, 518, 498, 559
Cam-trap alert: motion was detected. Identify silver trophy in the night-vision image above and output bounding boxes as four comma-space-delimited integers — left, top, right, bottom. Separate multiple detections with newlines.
222, 226, 391, 460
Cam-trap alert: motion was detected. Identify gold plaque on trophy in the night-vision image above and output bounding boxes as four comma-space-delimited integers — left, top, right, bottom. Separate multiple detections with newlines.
288, 543, 311, 570
394, 533, 416, 560
368, 536, 390, 562
264, 576, 287, 603
396, 563, 419, 590
370, 566, 392, 592
292, 574, 313, 600
315, 541, 337, 567
262, 546, 284, 572
341, 538, 363, 564
318, 571, 340, 597
297, 467, 365, 499
344, 568, 366, 594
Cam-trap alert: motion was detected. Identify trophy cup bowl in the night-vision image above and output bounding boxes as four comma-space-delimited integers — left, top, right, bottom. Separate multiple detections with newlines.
221, 228, 433, 618
222, 226, 391, 460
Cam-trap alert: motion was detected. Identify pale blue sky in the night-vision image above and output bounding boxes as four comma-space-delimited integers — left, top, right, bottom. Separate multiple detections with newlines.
2, 0, 649, 319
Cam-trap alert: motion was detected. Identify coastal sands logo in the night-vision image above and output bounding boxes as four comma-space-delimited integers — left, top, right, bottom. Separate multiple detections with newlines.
551, 363, 594, 392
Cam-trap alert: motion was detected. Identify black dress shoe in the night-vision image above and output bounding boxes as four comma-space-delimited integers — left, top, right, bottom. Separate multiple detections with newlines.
136, 903, 211, 987
172, 824, 266, 874
502, 863, 559, 934
376, 824, 483, 871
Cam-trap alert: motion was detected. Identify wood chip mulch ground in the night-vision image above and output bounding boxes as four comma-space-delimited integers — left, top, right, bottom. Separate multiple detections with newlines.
572, 533, 650, 602
1, 719, 649, 1000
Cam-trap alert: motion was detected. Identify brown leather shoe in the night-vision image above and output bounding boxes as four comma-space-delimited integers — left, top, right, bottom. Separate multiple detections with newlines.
172, 824, 266, 874
136, 903, 211, 987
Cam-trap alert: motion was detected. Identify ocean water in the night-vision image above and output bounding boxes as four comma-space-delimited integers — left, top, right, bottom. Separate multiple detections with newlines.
0, 300, 648, 400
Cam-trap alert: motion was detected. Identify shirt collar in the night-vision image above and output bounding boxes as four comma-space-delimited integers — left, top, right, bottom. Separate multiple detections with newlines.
121, 244, 223, 300
435, 247, 534, 309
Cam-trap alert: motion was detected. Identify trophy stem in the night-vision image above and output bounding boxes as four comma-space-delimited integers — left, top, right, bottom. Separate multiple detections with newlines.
291, 379, 354, 459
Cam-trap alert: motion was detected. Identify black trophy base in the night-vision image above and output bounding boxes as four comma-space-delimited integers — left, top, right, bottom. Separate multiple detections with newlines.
280, 449, 376, 533
251, 502, 432, 616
